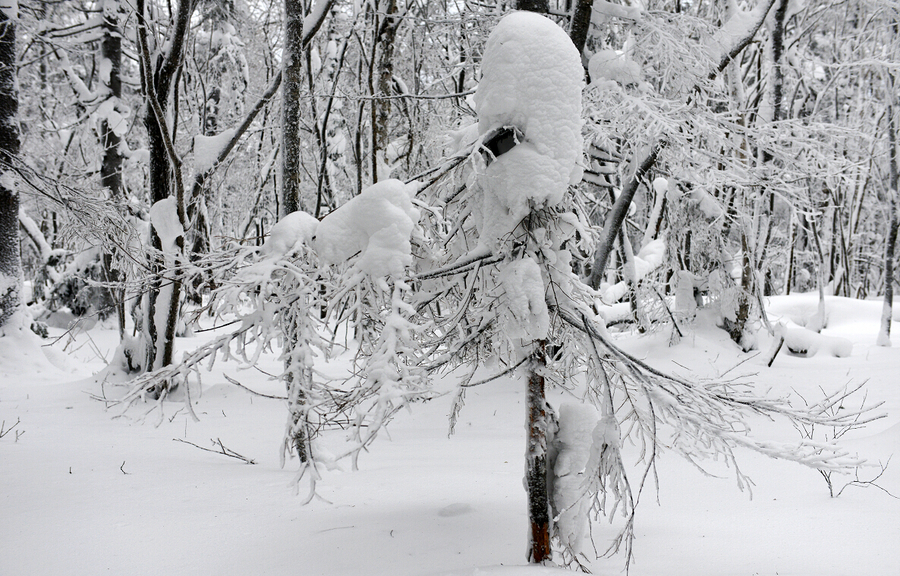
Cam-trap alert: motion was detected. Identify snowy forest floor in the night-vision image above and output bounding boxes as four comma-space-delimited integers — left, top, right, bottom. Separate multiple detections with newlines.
1, 293, 899, 576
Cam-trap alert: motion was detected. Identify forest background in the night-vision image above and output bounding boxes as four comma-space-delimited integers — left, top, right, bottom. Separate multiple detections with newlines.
0, 0, 899, 573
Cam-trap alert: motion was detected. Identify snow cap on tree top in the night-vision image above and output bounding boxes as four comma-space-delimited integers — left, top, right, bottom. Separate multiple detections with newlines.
472, 11, 584, 246
474, 11, 583, 179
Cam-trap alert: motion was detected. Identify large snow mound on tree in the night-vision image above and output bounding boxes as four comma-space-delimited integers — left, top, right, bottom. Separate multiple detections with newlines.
315, 179, 419, 278
473, 11, 584, 246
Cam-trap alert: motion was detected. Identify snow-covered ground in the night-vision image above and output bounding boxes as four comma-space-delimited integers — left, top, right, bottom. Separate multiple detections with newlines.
1, 295, 898, 576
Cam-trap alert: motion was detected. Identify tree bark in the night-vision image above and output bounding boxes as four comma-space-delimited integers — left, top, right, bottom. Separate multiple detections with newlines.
0, 9, 20, 329
137, 0, 195, 374
525, 341, 553, 564
371, 0, 401, 183
99, 0, 126, 337
517, 0, 549, 14
568, 0, 594, 58
281, 0, 304, 216
281, 0, 336, 214
878, 74, 899, 346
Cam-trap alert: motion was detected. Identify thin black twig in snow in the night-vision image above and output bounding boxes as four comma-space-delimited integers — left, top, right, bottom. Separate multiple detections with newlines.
173, 437, 257, 464
223, 374, 288, 400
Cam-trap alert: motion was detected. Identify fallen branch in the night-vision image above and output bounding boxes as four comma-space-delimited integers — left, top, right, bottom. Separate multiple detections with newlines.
173, 437, 257, 464
0, 418, 20, 439
223, 373, 288, 400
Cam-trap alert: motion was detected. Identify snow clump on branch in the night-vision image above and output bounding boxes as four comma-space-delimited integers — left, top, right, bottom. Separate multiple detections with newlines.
315, 178, 420, 278
472, 11, 584, 248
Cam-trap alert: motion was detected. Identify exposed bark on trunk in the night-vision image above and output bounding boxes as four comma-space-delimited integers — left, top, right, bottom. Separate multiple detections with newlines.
517, 0, 549, 13
99, 0, 126, 338
785, 211, 795, 295
569, 0, 594, 58
0, 10, 20, 329
278, 0, 335, 456
878, 78, 899, 346
281, 0, 336, 213
525, 341, 552, 564
880, 190, 898, 346
281, 0, 304, 216
725, 233, 754, 349
137, 0, 194, 375
371, 0, 401, 183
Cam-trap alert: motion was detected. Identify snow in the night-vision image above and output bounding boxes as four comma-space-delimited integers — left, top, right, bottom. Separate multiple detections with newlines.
1, 295, 899, 575
193, 128, 236, 175
148, 197, 184, 253
704, 0, 771, 68
315, 178, 420, 278
259, 210, 319, 259
775, 322, 854, 358
598, 238, 666, 303
2, 294, 898, 575
588, 49, 643, 88
0, 2, 17, 20
18, 207, 51, 263
302, 0, 333, 39
473, 11, 583, 248
497, 256, 550, 342
552, 403, 600, 554
591, 0, 642, 22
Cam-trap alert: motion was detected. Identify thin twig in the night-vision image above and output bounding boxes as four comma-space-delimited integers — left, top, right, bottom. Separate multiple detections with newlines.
223, 373, 288, 400
173, 437, 257, 464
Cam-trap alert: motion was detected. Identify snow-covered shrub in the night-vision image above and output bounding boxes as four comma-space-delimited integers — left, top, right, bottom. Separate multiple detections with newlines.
46, 247, 117, 320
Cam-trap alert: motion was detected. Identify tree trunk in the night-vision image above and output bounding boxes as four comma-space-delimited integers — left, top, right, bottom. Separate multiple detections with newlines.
587, 145, 660, 289
137, 0, 194, 375
281, 0, 304, 216
99, 0, 126, 338
568, 0, 594, 58
0, 9, 20, 330
371, 0, 401, 183
517, 0, 548, 13
525, 341, 553, 564
878, 76, 899, 346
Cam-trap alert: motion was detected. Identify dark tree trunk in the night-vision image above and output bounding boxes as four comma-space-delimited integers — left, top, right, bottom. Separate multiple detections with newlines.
371, 0, 401, 183
568, 0, 594, 58
281, 0, 304, 216
279, 0, 334, 213
99, 0, 126, 337
0, 9, 20, 329
879, 74, 899, 345
525, 341, 553, 564
517, 0, 549, 13
137, 0, 195, 373
587, 145, 660, 289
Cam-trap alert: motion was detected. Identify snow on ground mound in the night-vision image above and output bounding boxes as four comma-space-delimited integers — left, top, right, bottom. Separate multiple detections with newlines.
766, 293, 897, 343
473, 11, 583, 246
315, 179, 419, 278
775, 322, 853, 358
0, 312, 68, 380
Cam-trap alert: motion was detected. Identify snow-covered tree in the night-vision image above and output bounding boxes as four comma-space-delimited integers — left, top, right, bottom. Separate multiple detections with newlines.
0, 1, 20, 330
